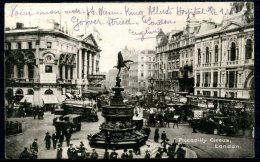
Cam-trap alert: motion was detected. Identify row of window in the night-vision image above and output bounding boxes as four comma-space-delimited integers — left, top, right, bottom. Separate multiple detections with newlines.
197, 39, 253, 64
6, 41, 77, 53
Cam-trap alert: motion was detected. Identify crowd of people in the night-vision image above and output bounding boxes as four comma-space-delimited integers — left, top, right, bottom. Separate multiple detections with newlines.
6, 120, 22, 136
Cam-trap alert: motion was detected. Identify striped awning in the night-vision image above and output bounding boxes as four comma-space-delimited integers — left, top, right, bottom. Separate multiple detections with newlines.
20, 95, 34, 104
42, 95, 59, 104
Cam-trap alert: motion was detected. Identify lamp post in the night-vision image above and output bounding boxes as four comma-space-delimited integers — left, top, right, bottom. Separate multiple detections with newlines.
150, 77, 154, 107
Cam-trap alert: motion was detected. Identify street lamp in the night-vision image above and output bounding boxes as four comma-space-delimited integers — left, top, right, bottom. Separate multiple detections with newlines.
149, 77, 154, 107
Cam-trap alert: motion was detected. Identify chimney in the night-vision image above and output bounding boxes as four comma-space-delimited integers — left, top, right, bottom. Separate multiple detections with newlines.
54, 22, 60, 30
16, 22, 24, 29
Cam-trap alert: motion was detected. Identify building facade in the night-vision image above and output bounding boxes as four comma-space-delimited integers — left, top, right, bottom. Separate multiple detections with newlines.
194, 2, 254, 99
121, 48, 156, 96
5, 22, 105, 107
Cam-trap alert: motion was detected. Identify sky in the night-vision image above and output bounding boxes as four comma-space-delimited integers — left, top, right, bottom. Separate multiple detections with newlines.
5, 2, 231, 72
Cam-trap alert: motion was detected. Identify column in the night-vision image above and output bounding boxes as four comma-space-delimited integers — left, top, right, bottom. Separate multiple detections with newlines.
217, 70, 221, 88
210, 70, 213, 87
62, 65, 65, 79
93, 54, 96, 75
68, 67, 71, 80
24, 64, 28, 80
78, 49, 82, 79
73, 66, 77, 80
84, 50, 88, 78
89, 52, 92, 75
14, 65, 18, 78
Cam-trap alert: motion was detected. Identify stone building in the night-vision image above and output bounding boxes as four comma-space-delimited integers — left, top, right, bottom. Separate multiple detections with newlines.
5, 22, 105, 107
194, 2, 254, 99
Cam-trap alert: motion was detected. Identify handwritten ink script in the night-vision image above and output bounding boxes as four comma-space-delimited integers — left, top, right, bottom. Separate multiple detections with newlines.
9, 4, 229, 41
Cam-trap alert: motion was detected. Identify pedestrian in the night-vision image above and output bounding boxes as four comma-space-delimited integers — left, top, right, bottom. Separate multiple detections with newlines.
154, 127, 160, 143
155, 150, 162, 159
19, 147, 30, 159
121, 149, 129, 159
56, 144, 63, 159
65, 129, 72, 147
33, 107, 37, 119
173, 116, 179, 128
168, 139, 177, 155
128, 150, 133, 159
59, 131, 64, 146
52, 132, 58, 149
67, 144, 74, 160
161, 138, 169, 153
103, 149, 110, 159
161, 130, 167, 143
176, 144, 186, 158
32, 138, 38, 152
110, 148, 118, 159
133, 144, 141, 155
144, 150, 150, 159
91, 149, 98, 159
44, 132, 52, 150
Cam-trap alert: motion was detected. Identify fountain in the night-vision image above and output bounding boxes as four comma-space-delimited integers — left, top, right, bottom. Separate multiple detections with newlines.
87, 52, 150, 149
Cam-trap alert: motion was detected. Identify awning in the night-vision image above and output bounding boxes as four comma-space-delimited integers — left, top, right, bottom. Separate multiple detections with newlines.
82, 90, 99, 94
65, 93, 74, 99
20, 95, 34, 104
42, 95, 59, 104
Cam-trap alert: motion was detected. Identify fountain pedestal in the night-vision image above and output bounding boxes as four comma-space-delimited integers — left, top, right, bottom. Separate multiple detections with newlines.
88, 77, 150, 149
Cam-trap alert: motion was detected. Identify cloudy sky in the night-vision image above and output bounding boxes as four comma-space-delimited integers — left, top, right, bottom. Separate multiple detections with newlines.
5, 2, 231, 72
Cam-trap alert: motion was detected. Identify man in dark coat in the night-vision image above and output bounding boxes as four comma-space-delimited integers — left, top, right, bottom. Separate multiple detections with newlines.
59, 131, 64, 146
110, 149, 118, 159
161, 130, 167, 142
56, 144, 63, 159
175, 144, 186, 158
52, 132, 58, 149
154, 127, 159, 142
65, 129, 72, 147
44, 132, 52, 150
121, 149, 129, 159
91, 149, 98, 159
67, 144, 74, 160
32, 139, 38, 152
19, 147, 30, 159
103, 149, 110, 159
128, 150, 133, 159
144, 150, 150, 159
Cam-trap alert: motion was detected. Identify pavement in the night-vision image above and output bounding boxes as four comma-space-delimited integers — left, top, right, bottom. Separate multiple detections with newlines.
5, 108, 254, 159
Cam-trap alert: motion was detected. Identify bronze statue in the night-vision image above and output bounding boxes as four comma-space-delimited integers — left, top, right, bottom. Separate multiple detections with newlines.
114, 51, 133, 77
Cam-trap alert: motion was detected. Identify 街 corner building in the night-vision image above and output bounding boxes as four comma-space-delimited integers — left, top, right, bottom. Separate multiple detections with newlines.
4, 22, 105, 109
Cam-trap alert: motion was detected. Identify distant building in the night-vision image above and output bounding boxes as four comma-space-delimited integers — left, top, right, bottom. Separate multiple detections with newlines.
121, 47, 156, 96
5, 22, 105, 107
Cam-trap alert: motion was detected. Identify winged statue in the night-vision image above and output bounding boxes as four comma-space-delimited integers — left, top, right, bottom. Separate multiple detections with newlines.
114, 51, 133, 77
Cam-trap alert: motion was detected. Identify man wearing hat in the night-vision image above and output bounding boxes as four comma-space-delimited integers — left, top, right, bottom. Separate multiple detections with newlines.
121, 149, 129, 159
52, 132, 58, 149
44, 132, 52, 150
103, 149, 110, 159
19, 147, 30, 159
161, 130, 167, 143
67, 144, 74, 160
65, 129, 72, 147
175, 144, 186, 158
110, 148, 118, 159
91, 149, 98, 159
32, 138, 38, 152
144, 150, 150, 159
128, 150, 133, 159
56, 144, 63, 159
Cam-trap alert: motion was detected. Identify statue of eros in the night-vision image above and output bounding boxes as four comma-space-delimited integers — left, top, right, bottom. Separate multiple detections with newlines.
114, 51, 133, 77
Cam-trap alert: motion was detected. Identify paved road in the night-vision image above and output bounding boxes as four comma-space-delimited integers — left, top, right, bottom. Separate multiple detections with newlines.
5, 109, 254, 159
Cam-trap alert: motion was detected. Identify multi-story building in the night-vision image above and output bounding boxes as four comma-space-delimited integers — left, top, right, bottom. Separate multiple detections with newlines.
5, 22, 105, 107
155, 14, 200, 94
121, 48, 156, 96
194, 2, 254, 99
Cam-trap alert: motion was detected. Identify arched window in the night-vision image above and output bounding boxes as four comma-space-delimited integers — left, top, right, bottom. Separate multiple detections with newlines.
206, 47, 209, 63
45, 89, 53, 95
230, 42, 236, 61
15, 89, 23, 95
27, 89, 34, 95
198, 48, 201, 64
215, 45, 219, 62
245, 39, 252, 59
